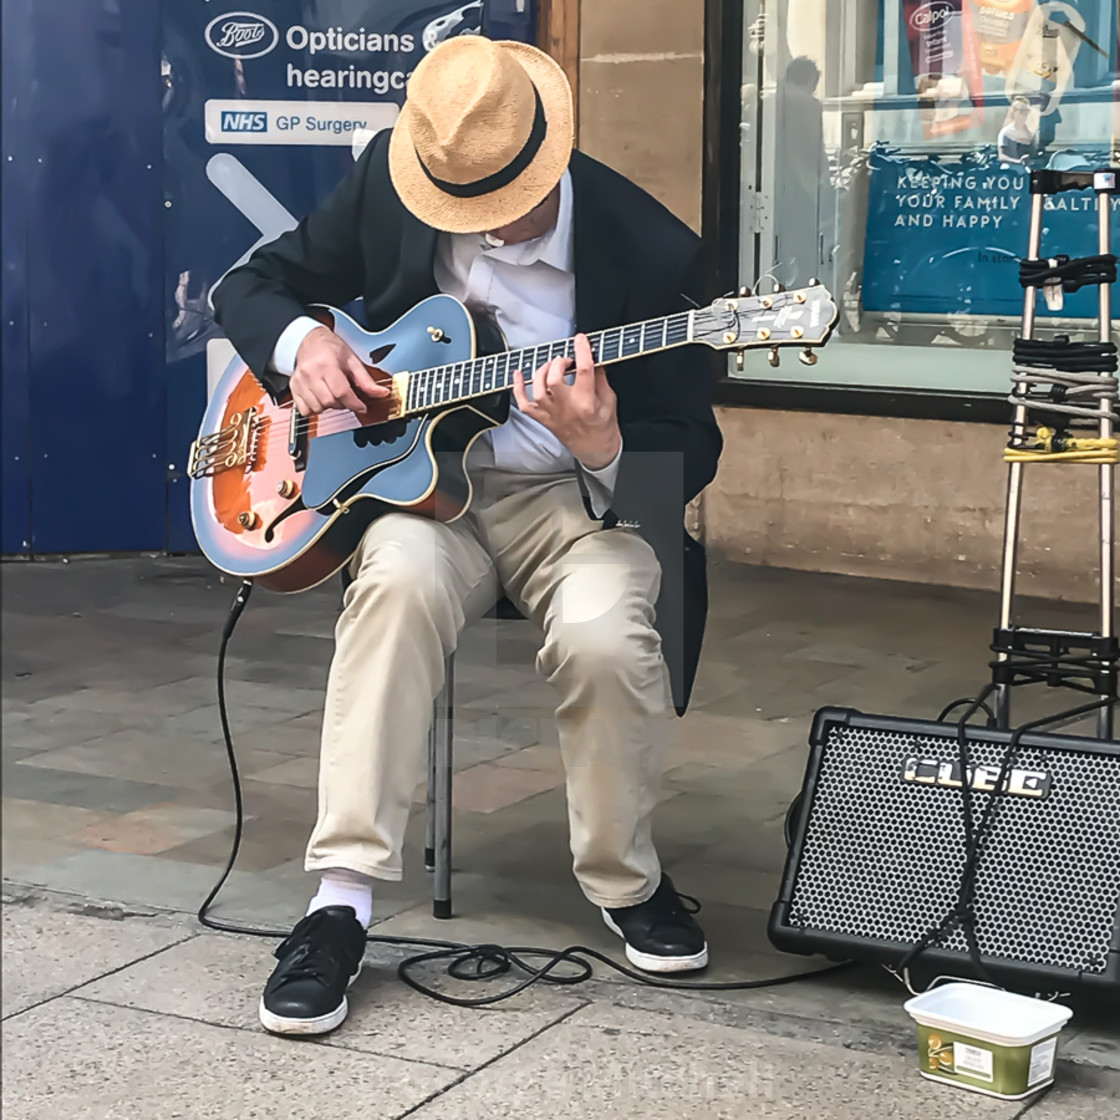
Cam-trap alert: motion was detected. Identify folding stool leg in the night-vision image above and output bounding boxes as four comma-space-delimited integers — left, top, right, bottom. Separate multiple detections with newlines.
432, 652, 454, 918
424, 712, 437, 873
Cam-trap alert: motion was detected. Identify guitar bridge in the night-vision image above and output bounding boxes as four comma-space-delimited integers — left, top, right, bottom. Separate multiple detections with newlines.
188, 407, 261, 478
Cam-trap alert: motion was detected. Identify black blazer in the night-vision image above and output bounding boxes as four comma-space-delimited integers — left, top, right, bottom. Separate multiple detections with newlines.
213, 135, 723, 713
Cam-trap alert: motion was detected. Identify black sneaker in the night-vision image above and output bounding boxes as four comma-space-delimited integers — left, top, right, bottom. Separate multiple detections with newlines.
602, 874, 709, 973
258, 906, 366, 1036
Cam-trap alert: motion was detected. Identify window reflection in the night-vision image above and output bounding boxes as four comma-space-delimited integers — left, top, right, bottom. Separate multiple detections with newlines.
736, 0, 1119, 393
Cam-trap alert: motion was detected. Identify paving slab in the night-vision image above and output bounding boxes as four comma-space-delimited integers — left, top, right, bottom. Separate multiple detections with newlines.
403, 1001, 1023, 1120
17, 734, 292, 788
150, 816, 310, 872
3, 705, 143, 751
8, 850, 295, 918
1063, 1031, 1120, 1074
79, 930, 588, 1071
1, 902, 192, 1018
365, 884, 817, 990
1021, 1090, 1118, 1117
1, 760, 174, 814
1, 800, 115, 878
7, 851, 415, 931
368, 888, 626, 965
603, 976, 914, 1058
1, 997, 456, 1120
76, 805, 239, 856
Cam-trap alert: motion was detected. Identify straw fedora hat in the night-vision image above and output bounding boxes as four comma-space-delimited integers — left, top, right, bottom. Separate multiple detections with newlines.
389, 36, 574, 234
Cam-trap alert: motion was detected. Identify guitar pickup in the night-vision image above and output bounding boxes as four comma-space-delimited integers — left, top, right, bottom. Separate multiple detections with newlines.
289, 406, 308, 472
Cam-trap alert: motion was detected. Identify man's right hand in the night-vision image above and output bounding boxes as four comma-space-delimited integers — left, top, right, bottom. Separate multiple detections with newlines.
289, 326, 390, 417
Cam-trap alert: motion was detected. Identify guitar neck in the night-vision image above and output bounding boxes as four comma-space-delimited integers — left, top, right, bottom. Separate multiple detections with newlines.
403, 310, 695, 415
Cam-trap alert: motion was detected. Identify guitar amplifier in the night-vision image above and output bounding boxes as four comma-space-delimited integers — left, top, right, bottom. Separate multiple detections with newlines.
769, 708, 1120, 992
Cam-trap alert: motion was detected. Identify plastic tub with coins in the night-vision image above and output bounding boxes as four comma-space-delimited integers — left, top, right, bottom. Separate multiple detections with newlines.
903, 982, 1072, 1100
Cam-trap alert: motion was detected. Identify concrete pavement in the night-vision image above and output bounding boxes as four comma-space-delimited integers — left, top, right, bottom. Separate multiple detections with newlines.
2, 555, 1117, 1117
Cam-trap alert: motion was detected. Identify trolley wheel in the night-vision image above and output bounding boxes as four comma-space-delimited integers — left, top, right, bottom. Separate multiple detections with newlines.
783, 791, 804, 848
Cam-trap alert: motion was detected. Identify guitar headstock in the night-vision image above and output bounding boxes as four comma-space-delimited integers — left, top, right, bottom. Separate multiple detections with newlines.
691, 282, 839, 367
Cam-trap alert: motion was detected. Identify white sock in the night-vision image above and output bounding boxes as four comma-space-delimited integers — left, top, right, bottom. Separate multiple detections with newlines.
307, 869, 374, 928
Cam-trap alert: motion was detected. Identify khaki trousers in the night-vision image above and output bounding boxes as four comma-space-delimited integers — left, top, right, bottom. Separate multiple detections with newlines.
304, 464, 668, 908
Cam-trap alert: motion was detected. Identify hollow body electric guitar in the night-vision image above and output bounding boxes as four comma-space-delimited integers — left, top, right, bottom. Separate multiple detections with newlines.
190, 285, 838, 592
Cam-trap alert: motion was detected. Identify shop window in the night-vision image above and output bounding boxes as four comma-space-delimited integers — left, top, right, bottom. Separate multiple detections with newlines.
731, 0, 1118, 399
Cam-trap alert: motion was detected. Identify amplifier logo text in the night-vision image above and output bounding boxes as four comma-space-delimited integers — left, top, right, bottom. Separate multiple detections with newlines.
902, 756, 1052, 799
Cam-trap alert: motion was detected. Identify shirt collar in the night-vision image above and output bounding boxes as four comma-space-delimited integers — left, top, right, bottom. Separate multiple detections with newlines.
476, 169, 573, 272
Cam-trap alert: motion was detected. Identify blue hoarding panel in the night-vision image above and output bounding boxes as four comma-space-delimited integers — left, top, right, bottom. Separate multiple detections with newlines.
1, 0, 534, 556
162, 1, 535, 552
1, 0, 33, 554
24, 0, 166, 554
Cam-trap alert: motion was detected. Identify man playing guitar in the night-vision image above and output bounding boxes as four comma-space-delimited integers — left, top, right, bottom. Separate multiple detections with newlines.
213, 35, 723, 1037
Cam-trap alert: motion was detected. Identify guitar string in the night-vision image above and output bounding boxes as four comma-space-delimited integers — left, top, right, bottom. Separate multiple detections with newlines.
204, 297, 820, 460
201, 320, 806, 463
223, 314, 701, 455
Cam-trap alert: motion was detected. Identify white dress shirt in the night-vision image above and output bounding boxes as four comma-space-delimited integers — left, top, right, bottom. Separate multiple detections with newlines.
270, 169, 621, 515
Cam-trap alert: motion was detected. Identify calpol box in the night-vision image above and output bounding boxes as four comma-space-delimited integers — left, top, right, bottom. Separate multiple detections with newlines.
904, 982, 1073, 1100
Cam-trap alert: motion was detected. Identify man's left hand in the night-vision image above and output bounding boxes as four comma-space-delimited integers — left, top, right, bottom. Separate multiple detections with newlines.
512, 333, 621, 470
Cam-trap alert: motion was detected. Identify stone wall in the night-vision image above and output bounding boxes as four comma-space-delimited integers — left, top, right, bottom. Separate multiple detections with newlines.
570, 0, 1102, 603
705, 407, 1103, 602
577, 0, 705, 232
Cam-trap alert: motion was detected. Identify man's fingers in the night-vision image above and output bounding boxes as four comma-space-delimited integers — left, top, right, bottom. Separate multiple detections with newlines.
545, 356, 571, 393
594, 364, 615, 401
531, 359, 551, 407
292, 373, 327, 415
512, 369, 531, 412
346, 352, 389, 399
573, 333, 596, 372
291, 388, 312, 417
571, 335, 597, 401
322, 370, 366, 416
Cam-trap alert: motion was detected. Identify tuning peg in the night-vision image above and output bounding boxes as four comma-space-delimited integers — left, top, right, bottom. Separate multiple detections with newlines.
768, 346, 781, 368
735, 351, 746, 372
799, 347, 818, 366
807, 277, 820, 287
775, 282, 787, 293
738, 285, 752, 298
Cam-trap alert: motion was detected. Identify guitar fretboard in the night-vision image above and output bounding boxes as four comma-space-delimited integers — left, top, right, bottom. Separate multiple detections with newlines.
405, 310, 694, 414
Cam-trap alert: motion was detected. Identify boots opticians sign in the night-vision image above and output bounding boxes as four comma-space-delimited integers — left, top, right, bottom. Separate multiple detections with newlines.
193, 3, 490, 147
202, 5, 483, 88
204, 12, 280, 59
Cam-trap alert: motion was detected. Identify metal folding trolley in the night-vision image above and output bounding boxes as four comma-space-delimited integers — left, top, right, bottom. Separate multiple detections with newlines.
994, 167, 1119, 739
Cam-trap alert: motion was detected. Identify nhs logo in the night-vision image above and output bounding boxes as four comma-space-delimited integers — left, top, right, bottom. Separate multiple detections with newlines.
221, 111, 268, 133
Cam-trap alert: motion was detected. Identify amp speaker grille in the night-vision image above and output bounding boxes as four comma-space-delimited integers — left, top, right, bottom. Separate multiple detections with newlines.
783, 714, 1120, 977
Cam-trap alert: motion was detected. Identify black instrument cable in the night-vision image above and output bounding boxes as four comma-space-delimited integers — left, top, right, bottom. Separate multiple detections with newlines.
1019, 253, 1117, 293
1011, 337, 1118, 376
199, 579, 852, 1006
900, 674, 1115, 994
